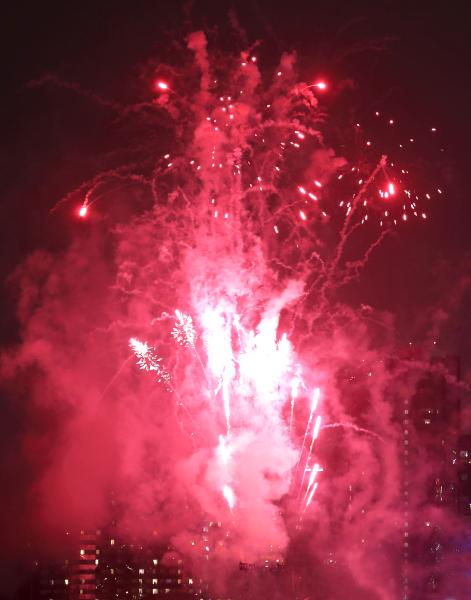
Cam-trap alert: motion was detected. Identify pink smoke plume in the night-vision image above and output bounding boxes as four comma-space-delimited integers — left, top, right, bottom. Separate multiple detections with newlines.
1, 30, 462, 600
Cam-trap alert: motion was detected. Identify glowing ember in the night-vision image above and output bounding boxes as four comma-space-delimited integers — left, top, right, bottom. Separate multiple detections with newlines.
129, 337, 171, 385
172, 310, 196, 348
222, 484, 235, 510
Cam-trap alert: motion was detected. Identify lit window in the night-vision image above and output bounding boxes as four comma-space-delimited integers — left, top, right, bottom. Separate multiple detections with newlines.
110, 539, 115, 546
139, 568, 145, 575
64, 580, 69, 586
153, 579, 158, 585
50, 580, 54, 585
96, 549, 100, 555
139, 589, 143, 596
153, 559, 158, 565
80, 549, 85, 556
153, 590, 158, 595
110, 569, 114, 575
95, 559, 99, 565
188, 579, 193, 585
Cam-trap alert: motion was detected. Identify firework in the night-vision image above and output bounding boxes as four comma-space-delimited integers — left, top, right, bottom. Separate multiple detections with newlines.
171, 309, 197, 348
40, 29, 441, 594
97, 31, 439, 537
129, 337, 171, 386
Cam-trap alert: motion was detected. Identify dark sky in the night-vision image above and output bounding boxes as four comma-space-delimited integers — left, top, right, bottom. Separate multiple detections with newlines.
1, 0, 470, 341
0, 0, 471, 595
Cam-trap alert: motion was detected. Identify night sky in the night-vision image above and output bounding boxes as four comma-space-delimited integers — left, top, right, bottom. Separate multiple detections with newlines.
1, 0, 471, 596
2, 0, 471, 341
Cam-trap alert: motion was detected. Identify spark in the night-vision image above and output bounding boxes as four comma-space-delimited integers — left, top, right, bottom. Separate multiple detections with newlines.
155, 80, 169, 91
304, 463, 323, 508
305, 482, 318, 508
172, 310, 196, 347
57, 33, 438, 556
289, 371, 302, 432
222, 485, 235, 510
299, 388, 320, 456
218, 434, 231, 466
129, 337, 171, 385
310, 415, 322, 451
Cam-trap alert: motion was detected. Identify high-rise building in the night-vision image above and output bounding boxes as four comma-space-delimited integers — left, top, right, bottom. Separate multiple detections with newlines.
94, 530, 186, 600
401, 354, 461, 599
458, 434, 471, 517
38, 562, 70, 600
15, 560, 70, 600
70, 531, 97, 600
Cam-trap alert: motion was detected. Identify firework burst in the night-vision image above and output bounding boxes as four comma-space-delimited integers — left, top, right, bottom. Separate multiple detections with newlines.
32, 29, 442, 596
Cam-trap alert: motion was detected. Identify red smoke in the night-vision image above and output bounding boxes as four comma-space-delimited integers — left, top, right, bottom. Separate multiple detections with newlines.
1, 31, 465, 600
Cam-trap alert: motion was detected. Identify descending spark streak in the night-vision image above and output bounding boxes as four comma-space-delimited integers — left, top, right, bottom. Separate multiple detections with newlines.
298, 388, 321, 494
297, 388, 320, 470
305, 482, 318, 508
202, 307, 234, 432
310, 415, 322, 451
289, 371, 302, 433
304, 464, 322, 503
299, 413, 323, 494
222, 484, 235, 511
222, 380, 231, 433
218, 434, 231, 466
218, 435, 235, 510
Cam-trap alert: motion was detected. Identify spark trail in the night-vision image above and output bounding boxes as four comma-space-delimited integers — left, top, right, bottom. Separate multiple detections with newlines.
17, 29, 442, 598
88, 30, 432, 554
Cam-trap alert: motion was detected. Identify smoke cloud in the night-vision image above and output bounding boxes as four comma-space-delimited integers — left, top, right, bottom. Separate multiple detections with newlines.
1, 30, 466, 600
